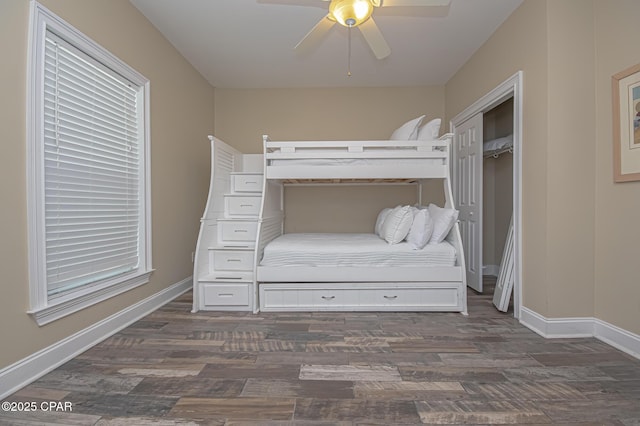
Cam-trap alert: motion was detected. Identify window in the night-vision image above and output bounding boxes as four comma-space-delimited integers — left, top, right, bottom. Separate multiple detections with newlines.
27, 2, 152, 325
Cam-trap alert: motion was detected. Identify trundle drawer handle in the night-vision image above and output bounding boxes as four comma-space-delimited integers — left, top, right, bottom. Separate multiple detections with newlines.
216, 276, 242, 280
226, 258, 242, 262
240, 204, 254, 207
234, 229, 248, 233
245, 181, 258, 184
321, 295, 336, 300
218, 293, 234, 297
383, 295, 398, 299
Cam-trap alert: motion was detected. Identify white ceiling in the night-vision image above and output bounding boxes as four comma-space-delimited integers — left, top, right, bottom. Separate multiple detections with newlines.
129, 0, 523, 89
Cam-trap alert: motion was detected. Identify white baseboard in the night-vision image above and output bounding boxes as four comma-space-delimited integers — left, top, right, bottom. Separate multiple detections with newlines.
594, 318, 640, 360
0, 277, 191, 400
482, 264, 500, 277
519, 307, 594, 338
520, 306, 640, 360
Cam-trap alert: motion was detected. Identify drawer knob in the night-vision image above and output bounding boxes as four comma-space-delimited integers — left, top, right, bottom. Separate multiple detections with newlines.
321, 295, 336, 300
383, 295, 398, 299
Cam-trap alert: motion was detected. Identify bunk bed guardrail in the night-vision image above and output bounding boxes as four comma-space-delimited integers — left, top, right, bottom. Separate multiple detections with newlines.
262, 134, 453, 180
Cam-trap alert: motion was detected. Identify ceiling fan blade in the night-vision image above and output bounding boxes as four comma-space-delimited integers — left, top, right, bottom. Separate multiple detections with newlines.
381, 0, 450, 6
358, 17, 391, 60
295, 15, 335, 53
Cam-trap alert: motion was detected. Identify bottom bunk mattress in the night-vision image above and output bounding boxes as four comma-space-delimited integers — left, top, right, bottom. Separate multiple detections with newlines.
260, 233, 457, 267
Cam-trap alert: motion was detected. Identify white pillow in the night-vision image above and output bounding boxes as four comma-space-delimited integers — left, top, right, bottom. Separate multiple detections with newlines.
374, 207, 392, 236
405, 208, 434, 250
427, 203, 459, 244
381, 205, 414, 244
417, 118, 442, 140
390, 115, 425, 140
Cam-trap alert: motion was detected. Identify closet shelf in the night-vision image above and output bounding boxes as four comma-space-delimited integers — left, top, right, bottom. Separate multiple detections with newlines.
483, 134, 513, 159
483, 146, 513, 159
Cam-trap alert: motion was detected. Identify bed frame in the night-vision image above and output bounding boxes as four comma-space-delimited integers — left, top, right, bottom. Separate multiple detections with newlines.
255, 134, 468, 314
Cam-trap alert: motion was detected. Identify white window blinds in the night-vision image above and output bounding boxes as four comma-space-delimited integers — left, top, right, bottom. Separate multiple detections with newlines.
43, 30, 142, 297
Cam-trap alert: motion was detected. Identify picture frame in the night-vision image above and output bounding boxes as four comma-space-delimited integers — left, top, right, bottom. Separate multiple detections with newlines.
612, 62, 640, 182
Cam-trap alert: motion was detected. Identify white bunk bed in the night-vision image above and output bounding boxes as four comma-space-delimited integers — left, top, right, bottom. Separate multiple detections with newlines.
255, 134, 468, 314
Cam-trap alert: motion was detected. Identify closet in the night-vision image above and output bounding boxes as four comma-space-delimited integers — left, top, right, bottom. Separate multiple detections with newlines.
453, 97, 514, 304
482, 98, 513, 284
451, 71, 522, 316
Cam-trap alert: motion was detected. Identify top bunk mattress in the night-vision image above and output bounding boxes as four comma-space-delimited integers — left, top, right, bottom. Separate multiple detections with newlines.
260, 233, 457, 267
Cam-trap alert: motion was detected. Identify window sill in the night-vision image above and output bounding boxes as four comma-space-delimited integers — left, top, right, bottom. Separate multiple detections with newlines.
28, 270, 154, 326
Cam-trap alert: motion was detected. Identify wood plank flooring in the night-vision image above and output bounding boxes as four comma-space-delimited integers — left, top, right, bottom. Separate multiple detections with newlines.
3, 278, 640, 425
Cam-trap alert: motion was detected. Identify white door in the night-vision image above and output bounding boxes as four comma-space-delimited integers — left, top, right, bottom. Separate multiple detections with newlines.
453, 113, 483, 293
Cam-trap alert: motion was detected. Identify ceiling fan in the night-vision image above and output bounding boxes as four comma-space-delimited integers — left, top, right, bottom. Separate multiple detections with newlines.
295, 0, 451, 60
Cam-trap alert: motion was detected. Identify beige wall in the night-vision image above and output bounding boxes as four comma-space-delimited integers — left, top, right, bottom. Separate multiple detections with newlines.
215, 87, 446, 232
0, 0, 214, 369
544, 0, 597, 319
483, 154, 513, 267
483, 161, 497, 265
593, 0, 640, 334
483, 98, 514, 142
447, 0, 639, 334
284, 185, 420, 233
483, 99, 514, 266
214, 86, 445, 153
446, 0, 550, 314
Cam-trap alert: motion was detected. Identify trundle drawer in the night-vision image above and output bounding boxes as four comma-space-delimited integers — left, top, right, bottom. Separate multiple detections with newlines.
219, 221, 258, 243
372, 288, 458, 306
260, 283, 462, 311
202, 283, 251, 308
212, 250, 254, 271
224, 195, 261, 217
232, 174, 262, 193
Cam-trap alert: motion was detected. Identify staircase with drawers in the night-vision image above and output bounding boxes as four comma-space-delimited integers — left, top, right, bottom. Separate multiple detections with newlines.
192, 136, 263, 312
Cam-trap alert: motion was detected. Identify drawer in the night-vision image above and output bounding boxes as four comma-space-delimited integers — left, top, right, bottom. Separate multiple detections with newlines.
225, 195, 261, 217
260, 286, 359, 309
201, 270, 253, 282
232, 174, 262, 193
219, 221, 258, 243
202, 283, 251, 307
212, 249, 254, 271
259, 283, 462, 311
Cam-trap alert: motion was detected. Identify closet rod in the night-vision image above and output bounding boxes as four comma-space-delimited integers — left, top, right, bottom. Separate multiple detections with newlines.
483, 146, 513, 159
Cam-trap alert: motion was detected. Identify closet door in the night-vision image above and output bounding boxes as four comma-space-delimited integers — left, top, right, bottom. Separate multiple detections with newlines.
453, 113, 483, 293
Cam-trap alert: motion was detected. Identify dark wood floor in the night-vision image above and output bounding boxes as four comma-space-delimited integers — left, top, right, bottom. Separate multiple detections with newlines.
4, 278, 640, 425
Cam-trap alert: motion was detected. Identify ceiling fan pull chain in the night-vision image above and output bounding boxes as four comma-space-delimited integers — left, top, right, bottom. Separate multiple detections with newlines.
347, 23, 352, 77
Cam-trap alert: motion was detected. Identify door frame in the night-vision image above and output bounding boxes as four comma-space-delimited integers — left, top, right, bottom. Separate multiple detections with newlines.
450, 71, 523, 319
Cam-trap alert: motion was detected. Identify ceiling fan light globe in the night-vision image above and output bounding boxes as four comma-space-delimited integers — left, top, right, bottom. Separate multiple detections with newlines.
329, 0, 374, 27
